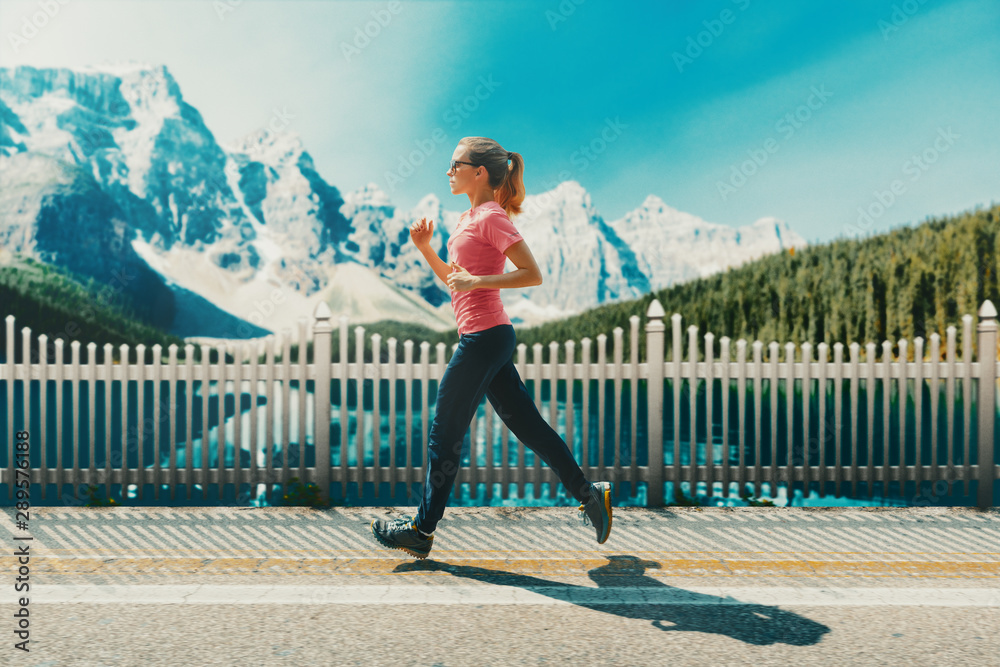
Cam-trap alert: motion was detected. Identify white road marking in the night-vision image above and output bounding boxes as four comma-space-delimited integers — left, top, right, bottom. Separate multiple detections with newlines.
100, 524, 156, 559
51, 525, 102, 559
921, 525, 1000, 553
157, 524, 218, 558
173, 522, 233, 553
37, 526, 85, 556
702, 526, 782, 553
260, 525, 313, 556
794, 524, 876, 559
322, 524, 373, 550
212, 523, 269, 558
128, 524, 183, 557
299, 524, 355, 554
642, 524, 705, 551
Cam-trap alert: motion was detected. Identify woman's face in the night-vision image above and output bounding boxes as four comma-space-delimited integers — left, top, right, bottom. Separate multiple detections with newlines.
448, 145, 479, 194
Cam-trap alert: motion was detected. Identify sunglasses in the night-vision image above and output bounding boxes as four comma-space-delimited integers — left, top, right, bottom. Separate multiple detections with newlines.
450, 159, 479, 173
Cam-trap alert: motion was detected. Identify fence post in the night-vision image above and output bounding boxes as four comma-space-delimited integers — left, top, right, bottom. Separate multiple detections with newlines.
976, 300, 997, 509
646, 300, 666, 506
313, 302, 333, 505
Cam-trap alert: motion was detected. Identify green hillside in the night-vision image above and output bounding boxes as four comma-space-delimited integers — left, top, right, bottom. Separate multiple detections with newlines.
0, 253, 186, 364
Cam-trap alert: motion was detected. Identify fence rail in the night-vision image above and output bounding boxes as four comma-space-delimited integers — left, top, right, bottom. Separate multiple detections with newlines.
2, 300, 998, 507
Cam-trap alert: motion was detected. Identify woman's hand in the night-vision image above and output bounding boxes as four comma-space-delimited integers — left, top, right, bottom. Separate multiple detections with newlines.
447, 262, 480, 292
409, 217, 433, 248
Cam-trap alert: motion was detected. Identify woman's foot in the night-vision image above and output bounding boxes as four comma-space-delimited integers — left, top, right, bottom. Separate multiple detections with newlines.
578, 482, 613, 544
370, 516, 434, 559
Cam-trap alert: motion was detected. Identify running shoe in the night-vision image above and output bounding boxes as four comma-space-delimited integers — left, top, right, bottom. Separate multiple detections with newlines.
370, 515, 434, 559
578, 481, 613, 544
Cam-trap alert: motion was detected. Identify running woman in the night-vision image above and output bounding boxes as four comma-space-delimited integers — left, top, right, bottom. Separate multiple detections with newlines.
371, 136, 612, 559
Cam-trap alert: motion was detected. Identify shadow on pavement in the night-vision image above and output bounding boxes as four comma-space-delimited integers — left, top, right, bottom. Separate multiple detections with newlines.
394, 554, 831, 646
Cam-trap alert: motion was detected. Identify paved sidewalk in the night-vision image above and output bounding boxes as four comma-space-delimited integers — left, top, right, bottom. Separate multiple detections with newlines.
4, 505, 1000, 586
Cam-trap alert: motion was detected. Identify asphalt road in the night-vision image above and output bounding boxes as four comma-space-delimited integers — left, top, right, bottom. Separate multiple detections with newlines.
3, 505, 999, 666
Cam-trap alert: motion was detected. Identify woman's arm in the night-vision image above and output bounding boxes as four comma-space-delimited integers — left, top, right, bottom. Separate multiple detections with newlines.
416, 243, 453, 287
410, 218, 452, 287
474, 269, 541, 289
473, 240, 542, 289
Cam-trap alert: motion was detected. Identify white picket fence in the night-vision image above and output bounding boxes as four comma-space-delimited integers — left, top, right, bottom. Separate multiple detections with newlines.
2, 299, 999, 507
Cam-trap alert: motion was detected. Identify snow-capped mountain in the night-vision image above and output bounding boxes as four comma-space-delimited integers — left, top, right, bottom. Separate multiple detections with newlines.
496, 181, 651, 326
607, 195, 801, 289
0, 62, 808, 339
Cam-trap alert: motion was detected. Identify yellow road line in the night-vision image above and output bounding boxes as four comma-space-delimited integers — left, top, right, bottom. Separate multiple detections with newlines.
31, 548, 1000, 555
32, 557, 1000, 578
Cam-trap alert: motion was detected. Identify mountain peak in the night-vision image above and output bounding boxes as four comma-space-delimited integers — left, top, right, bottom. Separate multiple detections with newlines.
416, 192, 441, 208
80, 60, 163, 77
748, 216, 803, 249
522, 179, 593, 217
344, 182, 392, 208
616, 195, 708, 230
751, 215, 784, 227
555, 179, 588, 198
410, 193, 444, 222
640, 194, 689, 217
77, 62, 186, 116
641, 194, 666, 210
222, 128, 304, 165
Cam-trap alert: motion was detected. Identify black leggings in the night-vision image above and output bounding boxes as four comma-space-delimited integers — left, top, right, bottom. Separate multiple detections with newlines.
413, 324, 592, 533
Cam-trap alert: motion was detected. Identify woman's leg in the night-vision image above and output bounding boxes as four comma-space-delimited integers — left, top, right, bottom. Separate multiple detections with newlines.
413, 325, 516, 534
485, 356, 592, 504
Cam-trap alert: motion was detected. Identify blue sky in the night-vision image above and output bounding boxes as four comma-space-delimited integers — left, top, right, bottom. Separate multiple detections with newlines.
1, 0, 997, 245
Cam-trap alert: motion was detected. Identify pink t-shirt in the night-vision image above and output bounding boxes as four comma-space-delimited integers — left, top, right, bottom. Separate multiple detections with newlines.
446, 200, 524, 335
